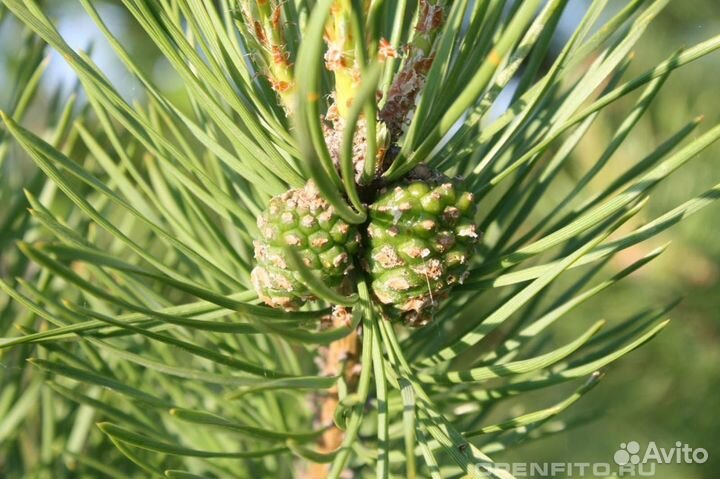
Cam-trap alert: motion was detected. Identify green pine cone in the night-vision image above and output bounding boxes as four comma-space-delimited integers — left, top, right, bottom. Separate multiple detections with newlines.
251, 181, 361, 310
365, 167, 479, 326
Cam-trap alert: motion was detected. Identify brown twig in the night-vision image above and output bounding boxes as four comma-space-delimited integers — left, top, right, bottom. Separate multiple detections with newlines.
379, 0, 447, 141
302, 306, 361, 478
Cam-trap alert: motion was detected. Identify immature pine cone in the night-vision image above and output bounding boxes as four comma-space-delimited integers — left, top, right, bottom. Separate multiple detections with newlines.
251, 181, 361, 310
365, 167, 479, 326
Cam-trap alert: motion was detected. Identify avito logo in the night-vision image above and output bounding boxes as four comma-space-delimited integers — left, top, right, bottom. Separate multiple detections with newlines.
614, 441, 709, 466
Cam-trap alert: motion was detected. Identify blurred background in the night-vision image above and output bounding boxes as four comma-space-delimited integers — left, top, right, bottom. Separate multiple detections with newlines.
1, 1, 718, 478
501, 2, 720, 478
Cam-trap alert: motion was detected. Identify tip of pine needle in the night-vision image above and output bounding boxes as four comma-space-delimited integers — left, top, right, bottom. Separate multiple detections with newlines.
654, 241, 672, 254
588, 370, 605, 384
633, 195, 651, 211
96, 422, 111, 432
694, 114, 705, 123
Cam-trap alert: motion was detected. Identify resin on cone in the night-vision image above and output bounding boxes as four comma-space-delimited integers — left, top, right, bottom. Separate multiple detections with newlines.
365, 166, 479, 326
252, 181, 361, 310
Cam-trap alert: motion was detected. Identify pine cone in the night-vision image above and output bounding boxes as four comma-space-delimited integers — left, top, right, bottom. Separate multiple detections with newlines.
251, 181, 361, 310
365, 167, 479, 326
